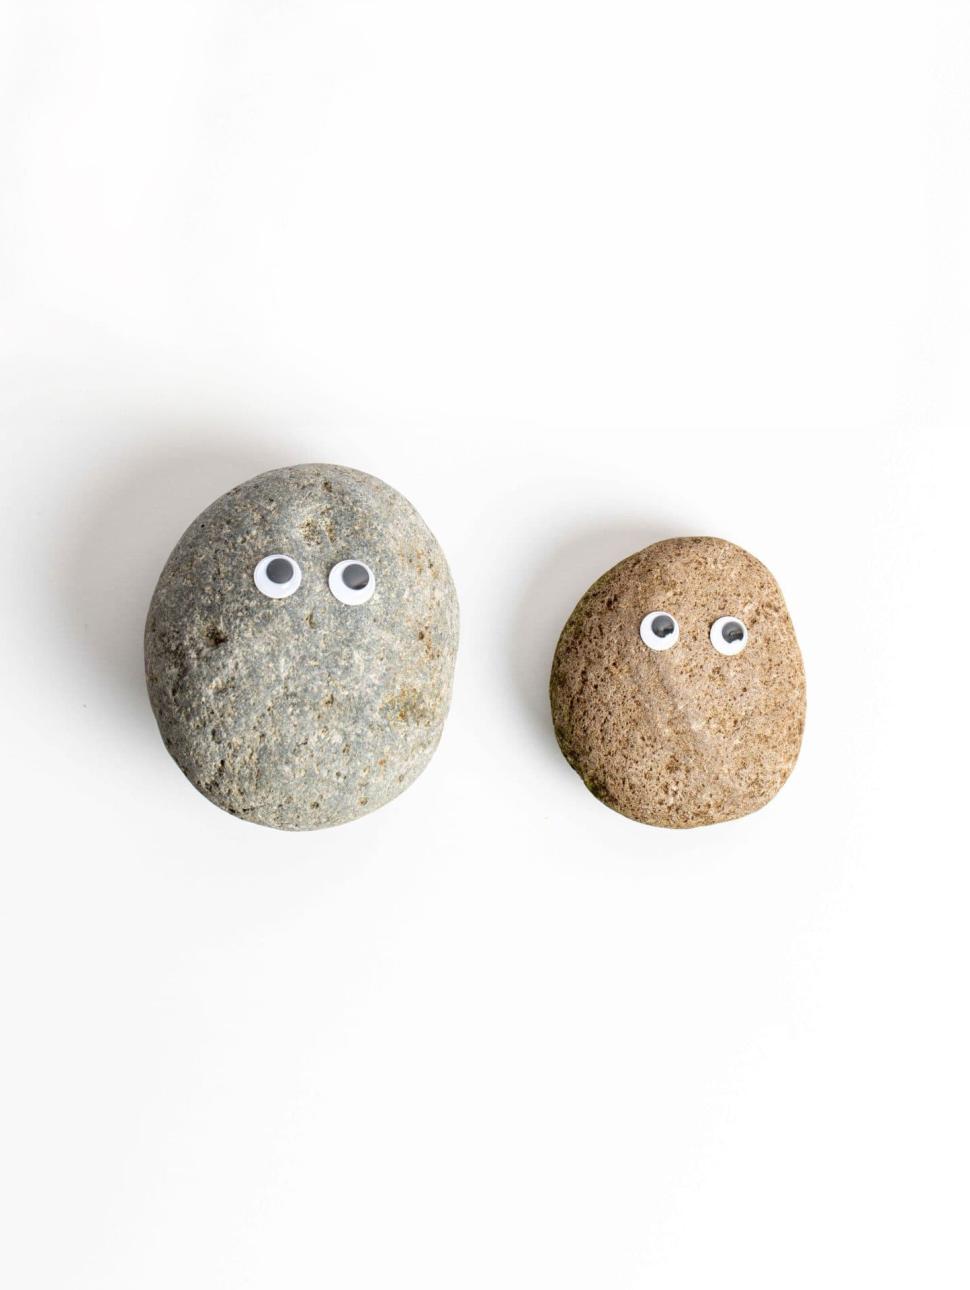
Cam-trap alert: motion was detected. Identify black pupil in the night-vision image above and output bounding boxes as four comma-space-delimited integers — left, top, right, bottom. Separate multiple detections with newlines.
652, 614, 675, 638
722, 620, 744, 644
266, 558, 294, 584
342, 563, 370, 591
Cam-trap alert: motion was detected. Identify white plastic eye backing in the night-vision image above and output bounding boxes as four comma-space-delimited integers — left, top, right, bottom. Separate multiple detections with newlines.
254, 554, 303, 599
639, 611, 680, 651
710, 616, 748, 656
328, 558, 376, 606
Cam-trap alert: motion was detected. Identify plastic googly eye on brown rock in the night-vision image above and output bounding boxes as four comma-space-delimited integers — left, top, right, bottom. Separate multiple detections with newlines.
710, 616, 747, 656
639, 611, 680, 651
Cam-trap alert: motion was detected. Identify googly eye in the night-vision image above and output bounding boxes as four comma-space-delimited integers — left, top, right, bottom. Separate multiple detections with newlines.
710, 616, 748, 655
254, 554, 302, 599
639, 611, 680, 651
328, 558, 376, 606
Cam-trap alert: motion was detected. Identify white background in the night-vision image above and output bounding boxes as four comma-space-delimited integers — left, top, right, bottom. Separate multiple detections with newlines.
1, 4, 968, 1288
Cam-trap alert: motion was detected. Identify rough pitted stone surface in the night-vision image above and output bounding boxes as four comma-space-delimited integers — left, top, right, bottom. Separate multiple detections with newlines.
145, 465, 459, 830
550, 537, 805, 828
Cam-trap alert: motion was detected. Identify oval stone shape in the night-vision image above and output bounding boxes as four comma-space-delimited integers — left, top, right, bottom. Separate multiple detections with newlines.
550, 537, 805, 828
145, 465, 459, 830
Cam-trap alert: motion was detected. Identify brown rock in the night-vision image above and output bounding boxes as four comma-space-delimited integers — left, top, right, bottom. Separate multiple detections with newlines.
549, 537, 806, 828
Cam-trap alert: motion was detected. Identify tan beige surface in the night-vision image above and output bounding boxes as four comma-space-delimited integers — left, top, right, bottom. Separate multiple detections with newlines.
550, 537, 806, 828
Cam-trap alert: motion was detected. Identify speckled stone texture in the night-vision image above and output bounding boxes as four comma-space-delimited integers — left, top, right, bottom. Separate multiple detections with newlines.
550, 537, 805, 828
145, 465, 459, 830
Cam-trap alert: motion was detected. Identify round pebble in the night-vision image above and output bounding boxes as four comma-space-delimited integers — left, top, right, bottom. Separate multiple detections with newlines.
549, 537, 805, 828
145, 464, 459, 830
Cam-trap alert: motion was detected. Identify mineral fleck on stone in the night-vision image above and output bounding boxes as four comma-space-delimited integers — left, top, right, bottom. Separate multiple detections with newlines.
145, 465, 459, 830
549, 537, 805, 828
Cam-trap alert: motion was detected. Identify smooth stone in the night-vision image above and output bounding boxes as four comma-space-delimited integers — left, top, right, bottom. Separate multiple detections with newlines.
145, 464, 459, 830
549, 537, 805, 828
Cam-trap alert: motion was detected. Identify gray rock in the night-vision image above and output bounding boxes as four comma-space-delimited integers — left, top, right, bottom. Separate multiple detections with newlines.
145, 465, 459, 830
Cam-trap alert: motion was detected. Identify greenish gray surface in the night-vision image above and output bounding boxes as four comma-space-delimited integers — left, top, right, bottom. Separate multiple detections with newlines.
145, 465, 459, 830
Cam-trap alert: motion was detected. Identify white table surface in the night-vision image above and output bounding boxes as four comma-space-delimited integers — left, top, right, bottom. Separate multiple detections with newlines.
2, 3, 968, 1286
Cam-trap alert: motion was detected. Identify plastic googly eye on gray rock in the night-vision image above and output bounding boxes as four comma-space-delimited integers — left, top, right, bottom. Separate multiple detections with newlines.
639, 610, 680, 651
254, 554, 302, 599
710, 616, 748, 655
328, 558, 375, 605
